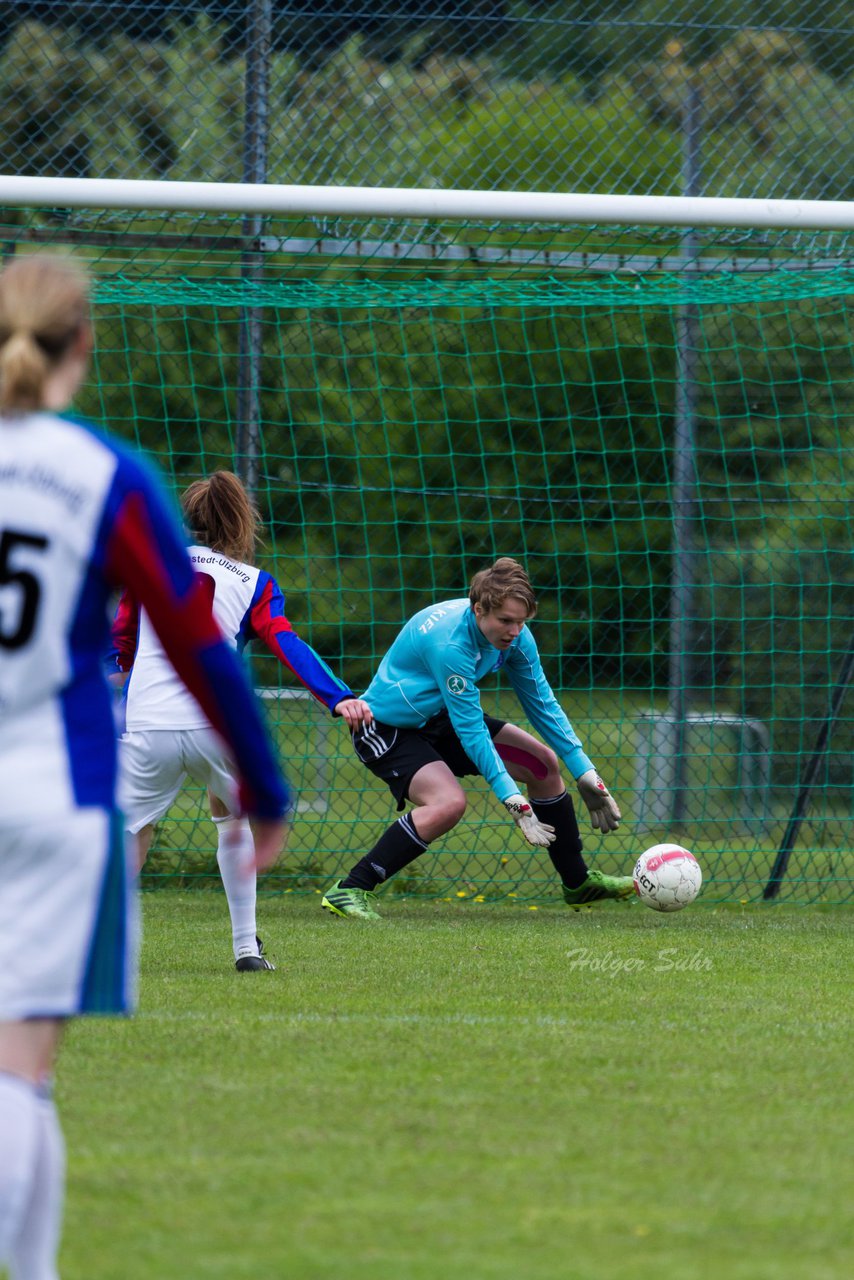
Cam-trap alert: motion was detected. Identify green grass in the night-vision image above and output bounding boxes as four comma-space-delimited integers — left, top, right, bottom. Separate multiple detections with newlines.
57, 895, 853, 1280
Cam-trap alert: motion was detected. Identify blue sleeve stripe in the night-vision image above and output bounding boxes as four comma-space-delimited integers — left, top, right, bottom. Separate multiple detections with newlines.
257, 570, 285, 618
272, 631, 352, 709
63, 475, 120, 806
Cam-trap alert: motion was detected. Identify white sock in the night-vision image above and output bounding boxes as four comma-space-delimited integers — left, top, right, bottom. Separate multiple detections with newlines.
213, 817, 259, 959
10, 1088, 64, 1280
0, 1073, 41, 1270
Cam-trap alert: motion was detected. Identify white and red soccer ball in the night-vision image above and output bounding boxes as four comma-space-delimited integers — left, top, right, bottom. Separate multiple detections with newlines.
633, 844, 702, 912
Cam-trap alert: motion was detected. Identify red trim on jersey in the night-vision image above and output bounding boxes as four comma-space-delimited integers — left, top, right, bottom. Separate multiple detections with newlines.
249, 579, 327, 704
249, 578, 294, 644
112, 589, 139, 672
251, 582, 298, 659
104, 490, 233, 741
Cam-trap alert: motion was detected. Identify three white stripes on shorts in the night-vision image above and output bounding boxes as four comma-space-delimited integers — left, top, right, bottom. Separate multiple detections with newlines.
358, 724, 394, 758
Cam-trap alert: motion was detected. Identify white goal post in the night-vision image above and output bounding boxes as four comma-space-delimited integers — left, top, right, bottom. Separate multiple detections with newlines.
1, 174, 854, 230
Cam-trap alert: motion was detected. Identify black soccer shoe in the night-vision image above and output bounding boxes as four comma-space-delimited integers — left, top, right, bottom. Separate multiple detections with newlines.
235, 935, 276, 972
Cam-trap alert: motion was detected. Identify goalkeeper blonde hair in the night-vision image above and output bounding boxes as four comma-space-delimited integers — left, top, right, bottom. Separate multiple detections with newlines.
469, 557, 537, 618
0, 254, 91, 412
182, 470, 261, 564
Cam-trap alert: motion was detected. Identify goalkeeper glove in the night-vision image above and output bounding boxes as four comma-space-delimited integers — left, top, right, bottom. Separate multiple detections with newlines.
504, 794, 556, 847
576, 770, 621, 833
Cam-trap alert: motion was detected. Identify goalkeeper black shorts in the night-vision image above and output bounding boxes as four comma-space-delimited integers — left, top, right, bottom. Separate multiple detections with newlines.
352, 709, 506, 810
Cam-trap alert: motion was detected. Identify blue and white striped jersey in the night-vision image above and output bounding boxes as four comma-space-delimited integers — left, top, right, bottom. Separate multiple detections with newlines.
362, 597, 594, 803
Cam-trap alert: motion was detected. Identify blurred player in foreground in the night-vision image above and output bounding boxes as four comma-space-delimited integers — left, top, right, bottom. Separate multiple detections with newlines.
0, 255, 289, 1279
323, 557, 633, 920
112, 469, 372, 971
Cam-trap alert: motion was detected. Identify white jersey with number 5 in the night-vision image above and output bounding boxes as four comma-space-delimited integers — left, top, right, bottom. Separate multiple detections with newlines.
0, 413, 131, 819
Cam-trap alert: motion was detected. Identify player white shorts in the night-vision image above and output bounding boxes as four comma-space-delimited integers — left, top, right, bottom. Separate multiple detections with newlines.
0, 808, 138, 1020
118, 728, 239, 833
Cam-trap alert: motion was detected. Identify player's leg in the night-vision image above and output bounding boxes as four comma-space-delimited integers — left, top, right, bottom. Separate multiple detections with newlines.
324, 762, 464, 918
493, 723, 586, 886
118, 730, 185, 871
207, 788, 272, 971
0, 1019, 64, 1280
336, 760, 464, 886
183, 731, 272, 970
406, 761, 469, 840
134, 823, 156, 872
324, 724, 464, 919
0, 808, 135, 1279
493, 724, 633, 904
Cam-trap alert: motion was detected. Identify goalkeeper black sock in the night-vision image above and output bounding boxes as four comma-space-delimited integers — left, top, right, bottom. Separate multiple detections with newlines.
530, 792, 588, 889
341, 813, 429, 891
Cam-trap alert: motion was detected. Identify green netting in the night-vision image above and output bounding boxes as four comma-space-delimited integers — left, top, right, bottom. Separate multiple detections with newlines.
5, 205, 851, 904
94, 268, 854, 308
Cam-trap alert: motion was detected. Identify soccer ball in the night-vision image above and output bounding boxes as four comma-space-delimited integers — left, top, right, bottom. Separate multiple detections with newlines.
633, 843, 702, 913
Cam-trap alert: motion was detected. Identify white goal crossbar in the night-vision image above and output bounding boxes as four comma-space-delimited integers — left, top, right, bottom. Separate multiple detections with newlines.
1, 175, 854, 231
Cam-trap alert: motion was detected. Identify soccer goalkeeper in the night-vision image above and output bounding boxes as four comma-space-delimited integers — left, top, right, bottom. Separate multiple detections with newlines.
322, 557, 633, 920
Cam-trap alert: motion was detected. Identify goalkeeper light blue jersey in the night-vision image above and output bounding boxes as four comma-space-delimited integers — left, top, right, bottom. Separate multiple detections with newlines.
362, 597, 594, 804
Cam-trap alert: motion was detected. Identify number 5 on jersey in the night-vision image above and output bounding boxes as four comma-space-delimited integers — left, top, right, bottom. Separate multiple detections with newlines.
0, 528, 48, 650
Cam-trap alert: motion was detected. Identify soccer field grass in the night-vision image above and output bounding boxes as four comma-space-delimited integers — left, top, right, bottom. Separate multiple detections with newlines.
58, 895, 852, 1280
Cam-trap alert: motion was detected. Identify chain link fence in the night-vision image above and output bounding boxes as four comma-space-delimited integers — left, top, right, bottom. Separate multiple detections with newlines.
1, 1, 852, 198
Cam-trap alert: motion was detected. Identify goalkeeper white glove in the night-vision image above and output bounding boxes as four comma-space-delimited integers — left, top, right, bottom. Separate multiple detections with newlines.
576, 770, 622, 833
504, 794, 556, 847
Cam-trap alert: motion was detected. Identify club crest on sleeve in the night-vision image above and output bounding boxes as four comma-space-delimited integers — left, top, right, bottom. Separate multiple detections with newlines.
446, 674, 467, 694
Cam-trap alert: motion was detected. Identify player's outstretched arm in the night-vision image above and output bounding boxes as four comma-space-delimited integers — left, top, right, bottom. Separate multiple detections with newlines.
250, 575, 361, 717
576, 770, 621, 832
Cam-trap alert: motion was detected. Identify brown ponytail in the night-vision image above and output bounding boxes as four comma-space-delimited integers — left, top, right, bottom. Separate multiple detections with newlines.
0, 254, 90, 412
181, 470, 261, 564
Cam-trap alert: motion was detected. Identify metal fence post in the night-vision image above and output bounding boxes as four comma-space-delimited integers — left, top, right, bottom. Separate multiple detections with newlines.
236, 0, 272, 498
668, 78, 703, 825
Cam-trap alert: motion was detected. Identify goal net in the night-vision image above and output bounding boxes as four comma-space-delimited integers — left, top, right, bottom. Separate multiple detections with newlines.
5, 179, 851, 904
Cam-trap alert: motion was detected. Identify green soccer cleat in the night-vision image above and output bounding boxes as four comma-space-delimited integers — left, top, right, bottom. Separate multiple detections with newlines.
563, 869, 636, 908
321, 880, 383, 921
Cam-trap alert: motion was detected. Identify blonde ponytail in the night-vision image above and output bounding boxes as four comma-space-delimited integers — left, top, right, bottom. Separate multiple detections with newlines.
0, 254, 90, 412
0, 330, 50, 412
